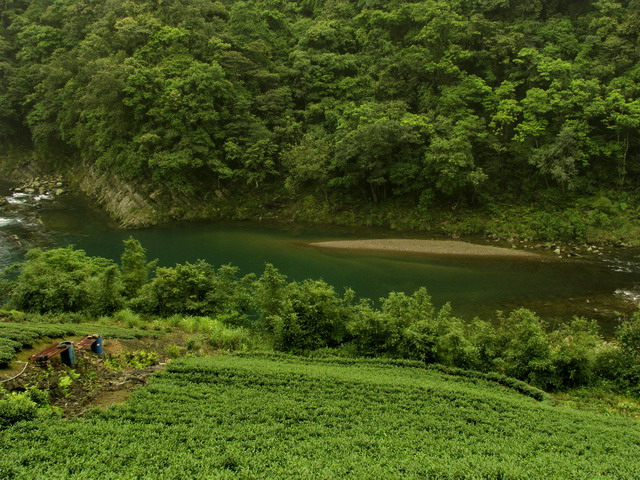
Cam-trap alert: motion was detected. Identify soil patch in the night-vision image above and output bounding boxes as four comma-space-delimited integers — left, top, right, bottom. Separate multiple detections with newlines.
69, 363, 165, 416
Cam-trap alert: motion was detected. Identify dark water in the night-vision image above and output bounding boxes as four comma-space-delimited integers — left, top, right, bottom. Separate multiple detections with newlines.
2, 181, 640, 332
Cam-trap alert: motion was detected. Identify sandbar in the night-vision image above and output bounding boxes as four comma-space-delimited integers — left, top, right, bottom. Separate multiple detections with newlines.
309, 239, 545, 258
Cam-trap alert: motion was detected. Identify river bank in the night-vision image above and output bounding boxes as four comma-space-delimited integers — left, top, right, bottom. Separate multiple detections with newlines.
2, 151, 640, 256
310, 238, 548, 259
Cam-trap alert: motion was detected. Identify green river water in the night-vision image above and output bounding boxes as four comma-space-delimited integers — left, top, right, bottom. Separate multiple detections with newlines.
2, 181, 639, 333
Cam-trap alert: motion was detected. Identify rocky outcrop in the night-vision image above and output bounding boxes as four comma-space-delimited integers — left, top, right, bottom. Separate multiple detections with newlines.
0, 150, 51, 182
12, 175, 67, 195
67, 164, 162, 228
67, 163, 226, 227
2, 150, 237, 228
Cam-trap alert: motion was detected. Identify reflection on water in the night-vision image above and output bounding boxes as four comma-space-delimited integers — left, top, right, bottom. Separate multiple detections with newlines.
1, 180, 640, 333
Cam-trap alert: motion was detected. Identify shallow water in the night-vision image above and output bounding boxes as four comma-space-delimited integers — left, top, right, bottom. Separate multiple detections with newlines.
1, 180, 639, 333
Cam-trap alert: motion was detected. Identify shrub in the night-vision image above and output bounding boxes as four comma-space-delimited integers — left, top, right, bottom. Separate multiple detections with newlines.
208, 324, 255, 351
602, 313, 640, 395
349, 288, 439, 359
617, 311, 640, 360
253, 263, 289, 322
5, 247, 124, 314
349, 289, 479, 369
404, 302, 477, 368
0, 391, 38, 428
105, 351, 158, 370
132, 261, 253, 318
491, 309, 554, 388
268, 280, 354, 352
111, 308, 145, 329
547, 317, 602, 389
120, 237, 156, 299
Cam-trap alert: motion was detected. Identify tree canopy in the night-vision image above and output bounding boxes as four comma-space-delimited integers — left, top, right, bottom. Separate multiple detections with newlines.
1, 0, 639, 207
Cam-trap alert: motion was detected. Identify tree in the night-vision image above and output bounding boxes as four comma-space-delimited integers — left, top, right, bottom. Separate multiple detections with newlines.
266, 279, 354, 352
5, 246, 123, 313
422, 116, 488, 202
120, 236, 155, 299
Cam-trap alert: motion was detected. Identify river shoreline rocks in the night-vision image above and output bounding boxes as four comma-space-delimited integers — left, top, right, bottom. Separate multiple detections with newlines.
11, 175, 67, 197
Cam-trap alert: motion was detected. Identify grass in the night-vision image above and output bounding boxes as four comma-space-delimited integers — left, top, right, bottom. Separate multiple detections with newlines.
1, 354, 639, 479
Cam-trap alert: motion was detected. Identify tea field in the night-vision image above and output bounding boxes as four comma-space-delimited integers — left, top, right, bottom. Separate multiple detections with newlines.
0, 321, 153, 367
1, 354, 639, 479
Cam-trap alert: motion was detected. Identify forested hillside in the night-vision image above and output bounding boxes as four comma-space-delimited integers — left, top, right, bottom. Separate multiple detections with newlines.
1, 0, 639, 233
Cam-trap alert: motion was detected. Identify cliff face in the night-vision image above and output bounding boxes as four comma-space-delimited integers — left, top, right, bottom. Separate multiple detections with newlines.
68, 164, 160, 228
1, 151, 161, 227
67, 162, 235, 228
0, 150, 49, 182
1, 149, 252, 228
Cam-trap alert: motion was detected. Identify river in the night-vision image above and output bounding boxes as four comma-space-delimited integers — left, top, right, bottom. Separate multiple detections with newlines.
1, 181, 639, 334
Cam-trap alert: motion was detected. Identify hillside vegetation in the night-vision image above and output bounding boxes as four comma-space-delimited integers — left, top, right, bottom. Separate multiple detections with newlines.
2, 354, 639, 479
2, 239, 640, 397
2, 0, 640, 239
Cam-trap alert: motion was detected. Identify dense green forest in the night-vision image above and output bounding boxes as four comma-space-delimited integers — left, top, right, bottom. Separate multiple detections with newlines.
1, 0, 640, 239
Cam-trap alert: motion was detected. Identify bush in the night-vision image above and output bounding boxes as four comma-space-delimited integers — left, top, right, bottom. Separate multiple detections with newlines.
132, 261, 253, 318
111, 309, 144, 329
404, 302, 478, 368
600, 312, 640, 395
120, 237, 156, 299
268, 280, 354, 352
5, 247, 124, 315
208, 325, 255, 351
547, 317, 602, 389
490, 309, 554, 388
349, 289, 479, 369
105, 351, 158, 370
0, 391, 38, 428
617, 311, 640, 360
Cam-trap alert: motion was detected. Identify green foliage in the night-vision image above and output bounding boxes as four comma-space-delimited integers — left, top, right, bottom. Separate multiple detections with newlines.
3, 244, 640, 396
120, 237, 155, 299
617, 311, 640, 360
266, 279, 354, 352
606, 311, 640, 395
110, 308, 144, 329
350, 290, 483, 370
207, 323, 258, 351
132, 260, 253, 319
0, 244, 640, 395
491, 309, 553, 386
253, 263, 288, 320
3, 0, 640, 212
105, 351, 158, 371
57, 370, 80, 397
2, 355, 639, 477
548, 317, 602, 389
4, 246, 124, 315
0, 390, 38, 429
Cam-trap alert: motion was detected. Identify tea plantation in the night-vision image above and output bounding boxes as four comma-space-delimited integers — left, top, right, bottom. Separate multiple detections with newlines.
0, 321, 153, 367
1, 354, 639, 479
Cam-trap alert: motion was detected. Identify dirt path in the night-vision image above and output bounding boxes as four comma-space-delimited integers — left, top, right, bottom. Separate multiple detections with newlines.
309, 239, 547, 258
